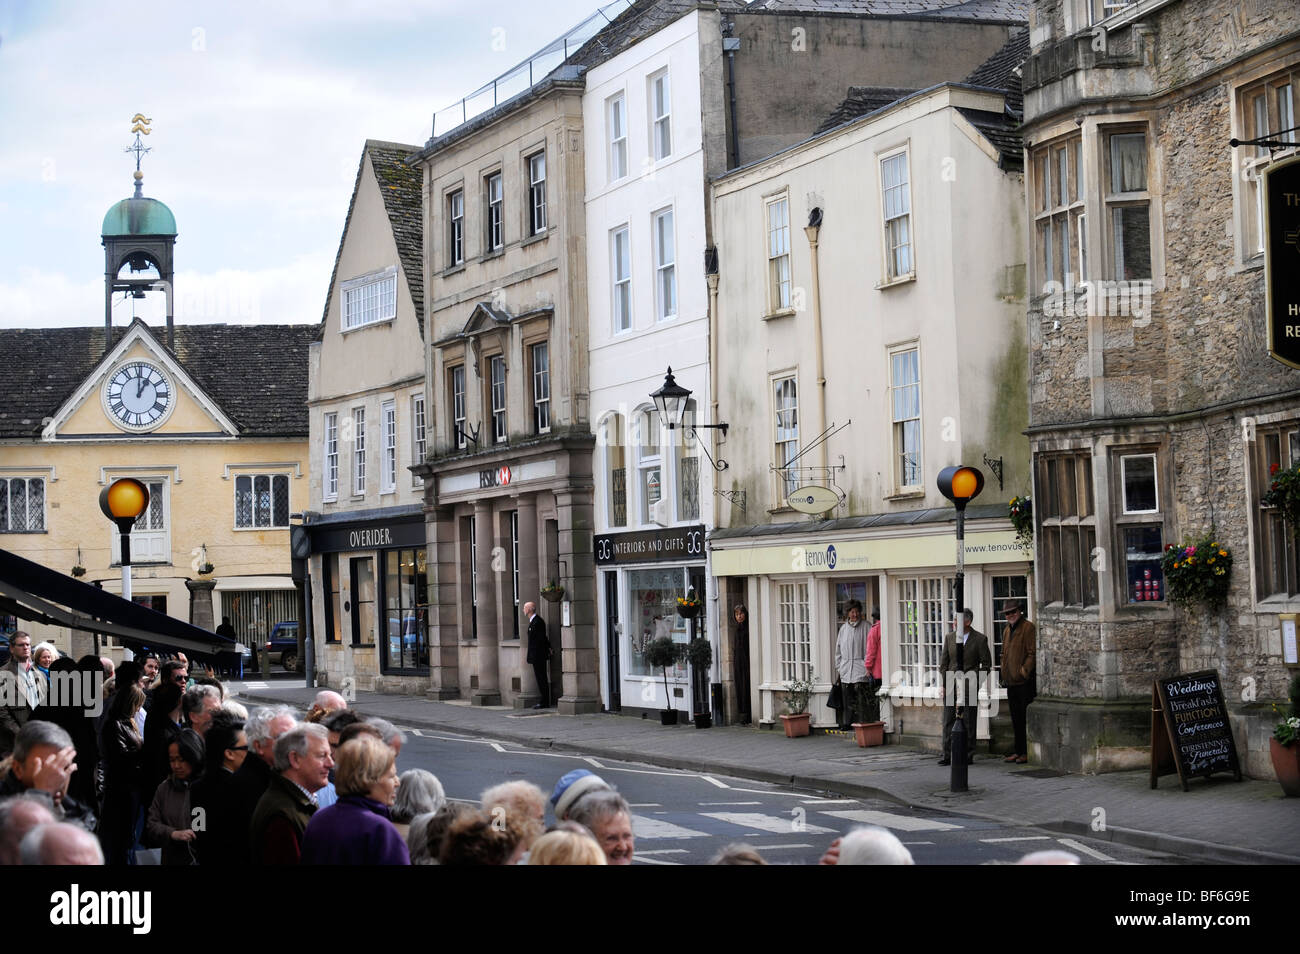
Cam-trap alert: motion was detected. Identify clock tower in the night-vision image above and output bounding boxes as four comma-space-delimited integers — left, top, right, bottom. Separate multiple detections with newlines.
102, 114, 177, 349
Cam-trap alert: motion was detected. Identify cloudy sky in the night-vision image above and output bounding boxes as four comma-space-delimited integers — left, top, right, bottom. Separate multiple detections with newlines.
0, 0, 629, 328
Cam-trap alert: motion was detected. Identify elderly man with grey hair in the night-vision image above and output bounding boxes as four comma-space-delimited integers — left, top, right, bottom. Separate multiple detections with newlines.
833, 825, 915, 866
366, 717, 406, 757
0, 721, 96, 833
182, 684, 222, 738
250, 723, 332, 865
307, 690, 348, 723
19, 822, 104, 865
0, 794, 56, 864
567, 789, 635, 865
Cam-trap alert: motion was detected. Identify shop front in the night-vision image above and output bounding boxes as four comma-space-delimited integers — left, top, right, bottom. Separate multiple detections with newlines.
306, 505, 430, 694
711, 513, 1029, 749
595, 524, 707, 718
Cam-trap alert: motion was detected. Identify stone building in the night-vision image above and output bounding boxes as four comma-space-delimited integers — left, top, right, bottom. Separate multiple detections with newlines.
303, 140, 430, 694
0, 161, 313, 662
1020, 0, 1300, 777
707, 34, 1030, 738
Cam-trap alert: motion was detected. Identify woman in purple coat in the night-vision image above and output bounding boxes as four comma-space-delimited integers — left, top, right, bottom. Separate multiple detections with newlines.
300, 734, 408, 865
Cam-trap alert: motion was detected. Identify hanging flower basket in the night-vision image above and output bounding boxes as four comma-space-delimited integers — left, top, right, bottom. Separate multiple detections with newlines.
1159, 532, 1232, 609
198, 563, 215, 576
1008, 495, 1033, 555
540, 583, 565, 603
676, 587, 702, 619
71, 565, 87, 578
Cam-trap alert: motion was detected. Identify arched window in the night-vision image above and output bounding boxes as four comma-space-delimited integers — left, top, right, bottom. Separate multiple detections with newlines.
635, 406, 663, 525
675, 399, 699, 522
602, 413, 627, 528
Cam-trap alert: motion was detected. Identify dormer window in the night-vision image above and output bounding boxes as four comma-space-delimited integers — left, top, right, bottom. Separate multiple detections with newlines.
342, 266, 398, 330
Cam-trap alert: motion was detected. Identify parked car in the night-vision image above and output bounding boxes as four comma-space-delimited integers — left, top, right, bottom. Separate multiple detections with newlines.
239, 621, 300, 672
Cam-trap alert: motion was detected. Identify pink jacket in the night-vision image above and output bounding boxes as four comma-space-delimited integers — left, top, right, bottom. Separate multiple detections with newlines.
864, 620, 882, 680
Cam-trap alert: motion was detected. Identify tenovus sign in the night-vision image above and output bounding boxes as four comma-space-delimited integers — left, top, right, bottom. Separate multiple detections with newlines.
711, 529, 1024, 576
787, 485, 841, 514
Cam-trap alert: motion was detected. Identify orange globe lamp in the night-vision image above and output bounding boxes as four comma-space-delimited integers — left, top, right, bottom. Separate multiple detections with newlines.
99, 478, 150, 601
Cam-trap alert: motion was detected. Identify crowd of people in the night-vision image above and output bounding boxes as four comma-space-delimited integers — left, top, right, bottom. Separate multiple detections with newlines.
0, 629, 1075, 866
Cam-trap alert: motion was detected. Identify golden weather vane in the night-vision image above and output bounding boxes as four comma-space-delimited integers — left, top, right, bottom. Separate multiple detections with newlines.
125, 114, 153, 176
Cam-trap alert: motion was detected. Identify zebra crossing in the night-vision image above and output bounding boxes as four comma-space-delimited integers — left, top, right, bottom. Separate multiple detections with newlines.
631, 804, 956, 844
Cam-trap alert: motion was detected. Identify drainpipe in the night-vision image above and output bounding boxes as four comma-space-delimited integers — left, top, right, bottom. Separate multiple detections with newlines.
803, 208, 828, 477
722, 24, 741, 169
706, 248, 721, 473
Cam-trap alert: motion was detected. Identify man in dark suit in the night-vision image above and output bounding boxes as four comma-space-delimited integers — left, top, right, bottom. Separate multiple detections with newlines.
0, 632, 45, 758
524, 601, 553, 710
939, 609, 992, 766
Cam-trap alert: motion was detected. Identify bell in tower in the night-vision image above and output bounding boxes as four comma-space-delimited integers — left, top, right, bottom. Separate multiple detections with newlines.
102, 114, 178, 349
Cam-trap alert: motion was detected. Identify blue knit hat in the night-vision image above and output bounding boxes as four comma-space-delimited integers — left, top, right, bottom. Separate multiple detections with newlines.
550, 769, 611, 820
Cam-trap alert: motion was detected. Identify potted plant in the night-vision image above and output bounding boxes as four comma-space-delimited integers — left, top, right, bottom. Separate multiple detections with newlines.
780, 671, 815, 738
645, 636, 684, 726
71, 565, 87, 578
1008, 494, 1033, 556
676, 587, 702, 619
687, 637, 713, 728
198, 561, 215, 576
540, 580, 565, 603
1159, 533, 1232, 609
1271, 674, 1300, 797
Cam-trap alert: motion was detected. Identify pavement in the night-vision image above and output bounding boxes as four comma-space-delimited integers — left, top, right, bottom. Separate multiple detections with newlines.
233, 681, 1300, 865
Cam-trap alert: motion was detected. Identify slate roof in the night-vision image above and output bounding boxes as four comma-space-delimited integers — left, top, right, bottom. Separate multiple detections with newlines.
814, 87, 916, 136
811, 29, 1025, 167
748, 0, 1029, 21
568, 0, 748, 70
318, 140, 424, 339
963, 28, 1027, 117
0, 323, 318, 439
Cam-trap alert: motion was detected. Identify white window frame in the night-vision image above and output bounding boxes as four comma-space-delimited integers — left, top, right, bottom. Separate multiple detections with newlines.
451, 365, 467, 450
608, 92, 628, 181
895, 576, 953, 694
765, 194, 791, 313
650, 69, 672, 162
528, 152, 547, 236
604, 413, 628, 528
486, 172, 504, 252
0, 477, 46, 533
411, 393, 426, 488
233, 473, 290, 531
889, 345, 922, 492
635, 406, 663, 526
1120, 453, 1159, 515
773, 375, 799, 504
323, 412, 339, 502
1089, 0, 1139, 25
653, 207, 676, 322
449, 190, 465, 266
381, 399, 397, 494
777, 580, 813, 684
880, 148, 914, 281
341, 266, 397, 330
489, 354, 507, 444
353, 406, 367, 496
531, 342, 551, 435
612, 225, 632, 332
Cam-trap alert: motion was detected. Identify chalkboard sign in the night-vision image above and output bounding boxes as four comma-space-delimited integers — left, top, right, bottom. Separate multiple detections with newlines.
1150, 670, 1242, 791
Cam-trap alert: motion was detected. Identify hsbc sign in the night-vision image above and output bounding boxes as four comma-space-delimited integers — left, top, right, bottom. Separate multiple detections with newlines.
479, 465, 513, 489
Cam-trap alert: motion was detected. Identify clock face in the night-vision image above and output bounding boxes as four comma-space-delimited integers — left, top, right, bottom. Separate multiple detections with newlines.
105, 361, 173, 431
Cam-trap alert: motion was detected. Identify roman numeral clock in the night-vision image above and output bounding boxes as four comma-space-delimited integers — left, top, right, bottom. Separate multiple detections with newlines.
103, 360, 174, 431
